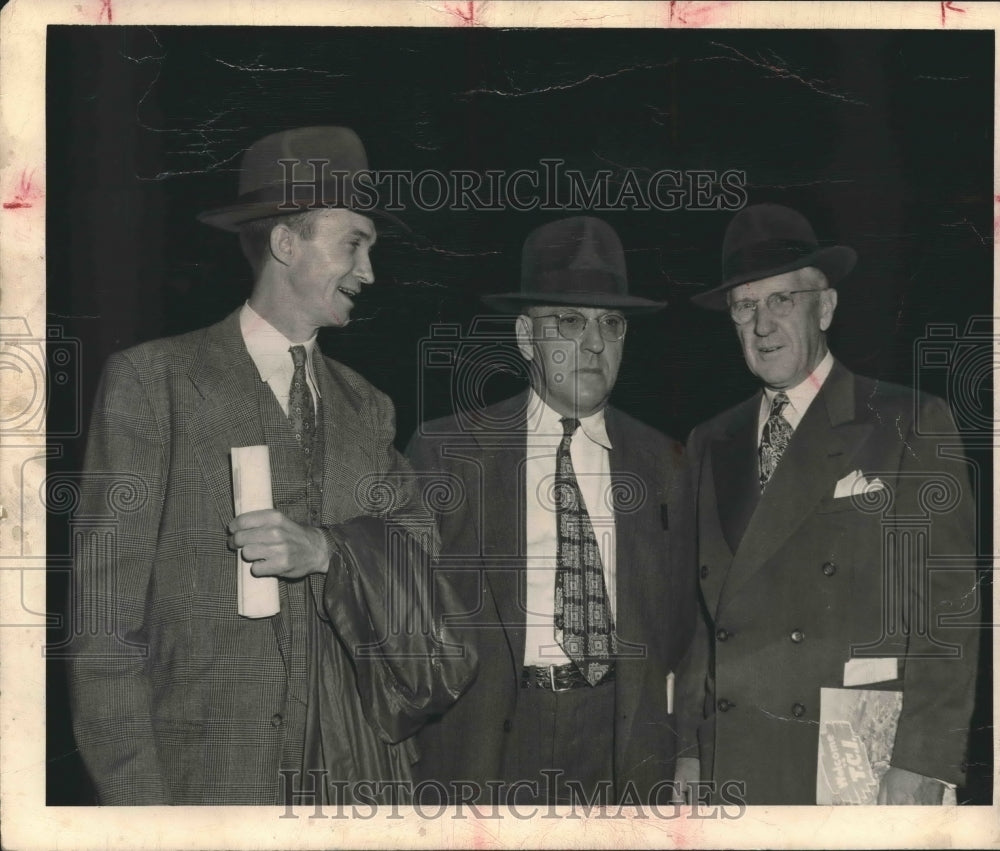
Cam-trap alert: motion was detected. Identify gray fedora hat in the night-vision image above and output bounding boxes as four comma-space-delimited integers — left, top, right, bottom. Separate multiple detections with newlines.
482, 216, 667, 315
692, 203, 857, 310
198, 126, 399, 232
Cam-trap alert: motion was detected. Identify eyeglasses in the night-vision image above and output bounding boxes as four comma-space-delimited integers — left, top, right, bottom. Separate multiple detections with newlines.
729, 289, 825, 325
532, 311, 628, 342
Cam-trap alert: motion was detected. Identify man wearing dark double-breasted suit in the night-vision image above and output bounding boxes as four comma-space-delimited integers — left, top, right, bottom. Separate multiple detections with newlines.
407, 217, 696, 805
68, 127, 472, 805
674, 203, 980, 805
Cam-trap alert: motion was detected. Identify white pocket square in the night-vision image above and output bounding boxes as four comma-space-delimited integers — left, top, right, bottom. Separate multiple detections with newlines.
833, 469, 885, 499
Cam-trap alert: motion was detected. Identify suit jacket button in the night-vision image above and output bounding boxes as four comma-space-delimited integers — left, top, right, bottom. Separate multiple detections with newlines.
700, 565, 710, 579
716, 628, 730, 642
822, 561, 837, 577
790, 629, 805, 643
270, 713, 283, 727
503, 719, 512, 732
717, 698, 734, 712
791, 703, 805, 718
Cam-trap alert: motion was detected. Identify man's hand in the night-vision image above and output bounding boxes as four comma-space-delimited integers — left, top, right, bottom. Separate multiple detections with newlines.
672, 756, 701, 804
228, 509, 331, 579
877, 766, 946, 805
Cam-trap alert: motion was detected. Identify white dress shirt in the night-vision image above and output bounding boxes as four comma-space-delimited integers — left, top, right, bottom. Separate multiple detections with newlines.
522, 390, 617, 667
757, 350, 835, 442
240, 302, 320, 415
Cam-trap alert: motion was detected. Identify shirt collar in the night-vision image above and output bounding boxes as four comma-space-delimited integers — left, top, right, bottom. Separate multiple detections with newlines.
526, 389, 613, 450
240, 302, 319, 386
763, 350, 835, 416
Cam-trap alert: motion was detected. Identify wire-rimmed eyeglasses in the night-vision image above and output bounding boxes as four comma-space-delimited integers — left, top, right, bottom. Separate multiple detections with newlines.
729, 289, 825, 325
532, 311, 628, 342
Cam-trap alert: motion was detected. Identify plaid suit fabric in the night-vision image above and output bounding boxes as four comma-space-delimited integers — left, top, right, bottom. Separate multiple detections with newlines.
68, 309, 434, 805
254, 374, 326, 781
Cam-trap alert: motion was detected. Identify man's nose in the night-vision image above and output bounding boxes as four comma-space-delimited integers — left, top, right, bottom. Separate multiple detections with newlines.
580, 318, 606, 353
753, 303, 776, 335
354, 251, 375, 285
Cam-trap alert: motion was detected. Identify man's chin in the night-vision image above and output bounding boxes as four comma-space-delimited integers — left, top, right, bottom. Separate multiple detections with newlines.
328, 308, 351, 328
570, 391, 610, 418
748, 361, 792, 389
539, 391, 608, 419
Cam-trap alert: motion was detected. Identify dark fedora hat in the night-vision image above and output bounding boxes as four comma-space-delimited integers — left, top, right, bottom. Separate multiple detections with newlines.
198, 126, 398, 232
691, 203, 857, 310
482, 216, 666, 315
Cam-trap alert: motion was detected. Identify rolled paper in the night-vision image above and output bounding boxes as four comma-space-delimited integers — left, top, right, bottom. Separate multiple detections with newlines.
231, 445, 281, 618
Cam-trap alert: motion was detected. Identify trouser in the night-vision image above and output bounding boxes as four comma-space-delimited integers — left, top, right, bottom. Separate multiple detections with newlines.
500, 673, 616, 805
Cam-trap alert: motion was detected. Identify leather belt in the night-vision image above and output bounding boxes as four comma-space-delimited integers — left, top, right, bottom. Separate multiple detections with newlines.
521, 663, 616, 691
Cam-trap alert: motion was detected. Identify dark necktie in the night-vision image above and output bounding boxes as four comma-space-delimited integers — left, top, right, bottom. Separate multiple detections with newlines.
759, 391, 793, 490
288, 345, 316, 459
553, 417, 616, 686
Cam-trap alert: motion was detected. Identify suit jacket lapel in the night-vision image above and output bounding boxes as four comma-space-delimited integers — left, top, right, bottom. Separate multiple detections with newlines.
188, 309, 267, 528
477, 393, 532, 676
720, 362, 872, 608
605, 407, 655, 741
186, 310, 298, 663
312, 352, 374, 524
710, 395, 762, 555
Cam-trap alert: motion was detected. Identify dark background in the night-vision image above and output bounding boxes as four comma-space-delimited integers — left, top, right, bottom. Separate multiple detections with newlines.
45, 26, 993, 804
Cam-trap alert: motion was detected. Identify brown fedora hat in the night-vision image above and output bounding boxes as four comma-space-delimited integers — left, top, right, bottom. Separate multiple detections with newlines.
198, 126, 401, 232
691, 203, 857, 310
482, 216, 667, 315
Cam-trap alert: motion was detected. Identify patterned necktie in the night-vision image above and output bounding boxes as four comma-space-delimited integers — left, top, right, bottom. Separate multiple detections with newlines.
288, 345, 316, 459
553, 417, 616, 686
759, 391, 793, 490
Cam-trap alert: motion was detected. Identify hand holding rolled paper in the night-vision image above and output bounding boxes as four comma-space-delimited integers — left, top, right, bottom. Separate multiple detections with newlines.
228, 508, 332, 580
231, 445, 281, 618
230, 446, 333, 603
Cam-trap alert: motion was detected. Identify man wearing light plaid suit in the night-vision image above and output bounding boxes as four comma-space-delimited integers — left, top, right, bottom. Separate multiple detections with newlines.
68, 127, 474, 805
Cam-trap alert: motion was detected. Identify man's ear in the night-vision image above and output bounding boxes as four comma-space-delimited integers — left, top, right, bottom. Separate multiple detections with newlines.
268, 223, 295, 267
819, 287, 838, 331
515, 314, 535, 362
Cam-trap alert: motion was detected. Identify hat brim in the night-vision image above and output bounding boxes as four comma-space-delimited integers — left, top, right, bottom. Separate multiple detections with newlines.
690, 245, 857, 310
197, 200, 408, 233
481, 290, 667, 315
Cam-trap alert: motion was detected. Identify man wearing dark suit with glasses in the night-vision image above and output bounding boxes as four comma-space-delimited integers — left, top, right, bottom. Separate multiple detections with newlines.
674, 203, 980, 805
407, 216, 695, 806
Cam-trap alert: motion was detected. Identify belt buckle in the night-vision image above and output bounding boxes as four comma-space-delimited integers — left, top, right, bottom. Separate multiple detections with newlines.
548, 665, 575, 692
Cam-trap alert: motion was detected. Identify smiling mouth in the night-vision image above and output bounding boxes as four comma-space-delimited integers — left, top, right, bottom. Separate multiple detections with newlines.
757, 344, 783, 355
337, 287, 359, 299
